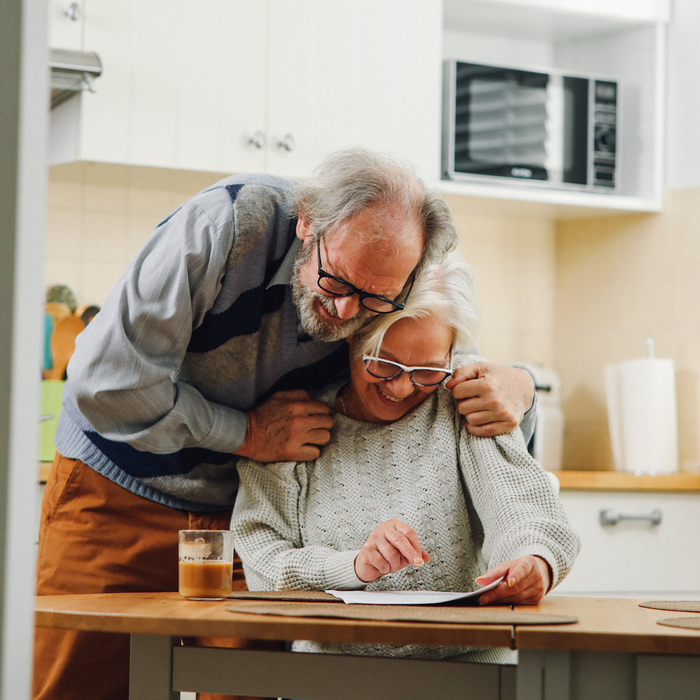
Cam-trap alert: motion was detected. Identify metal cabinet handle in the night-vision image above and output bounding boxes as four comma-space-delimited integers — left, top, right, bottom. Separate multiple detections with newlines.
65, 2, 81, 21
248, 131, 266, 149
599, 508, 662, 526
278, 134, 295, 152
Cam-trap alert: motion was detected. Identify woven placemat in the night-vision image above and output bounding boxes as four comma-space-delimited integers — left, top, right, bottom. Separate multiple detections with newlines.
226, 600, 577, 625
227, 591, 341, 603
640, 601, 700, 613
656, 617, 700, 630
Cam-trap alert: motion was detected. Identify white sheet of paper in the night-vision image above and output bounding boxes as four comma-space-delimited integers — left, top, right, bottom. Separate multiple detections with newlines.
326, 576, 504, 605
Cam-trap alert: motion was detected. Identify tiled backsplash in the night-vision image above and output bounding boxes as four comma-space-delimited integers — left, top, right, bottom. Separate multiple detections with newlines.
556, 189, 700, 471
45, 163, 572, 466
46, 163, 223, 308
46, 164, 557, 371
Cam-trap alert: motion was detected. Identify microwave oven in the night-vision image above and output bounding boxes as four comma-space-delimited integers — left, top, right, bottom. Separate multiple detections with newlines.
442, 61, 618, 192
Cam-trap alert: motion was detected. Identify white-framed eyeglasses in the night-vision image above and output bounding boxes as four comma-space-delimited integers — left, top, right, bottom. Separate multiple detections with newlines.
362, 354, 453, 387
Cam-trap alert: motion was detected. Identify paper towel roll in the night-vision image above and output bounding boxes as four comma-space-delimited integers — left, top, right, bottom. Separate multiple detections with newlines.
604, 358, 678, 474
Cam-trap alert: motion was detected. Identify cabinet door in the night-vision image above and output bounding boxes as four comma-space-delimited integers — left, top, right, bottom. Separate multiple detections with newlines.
266, 0, 442, 180
556, 491, 700, 595
49, 0, 84, 50
81, 0, 267, 172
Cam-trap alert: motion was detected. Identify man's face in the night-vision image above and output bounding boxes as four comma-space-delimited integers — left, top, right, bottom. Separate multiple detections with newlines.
292, 204, 423, 342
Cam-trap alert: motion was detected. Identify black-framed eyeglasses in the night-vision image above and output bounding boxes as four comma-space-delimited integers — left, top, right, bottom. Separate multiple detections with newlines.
316, 239, 413, 314
362, 355, 454, 387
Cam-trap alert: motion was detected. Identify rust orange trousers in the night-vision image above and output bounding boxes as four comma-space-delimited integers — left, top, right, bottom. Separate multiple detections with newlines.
33, 453, 282, 700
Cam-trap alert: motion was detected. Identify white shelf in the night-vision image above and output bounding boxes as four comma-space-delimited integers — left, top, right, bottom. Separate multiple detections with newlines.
434, 179, 662, 221
443, 0, 670, 42
440, 0, 668, 215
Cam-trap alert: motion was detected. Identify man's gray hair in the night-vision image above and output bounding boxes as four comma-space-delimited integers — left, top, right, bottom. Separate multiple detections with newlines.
355, 253, 479, 359
290, 148, 457, 275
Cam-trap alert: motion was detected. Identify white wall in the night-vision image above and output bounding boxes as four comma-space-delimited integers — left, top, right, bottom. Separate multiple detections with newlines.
665, 0, 700, 189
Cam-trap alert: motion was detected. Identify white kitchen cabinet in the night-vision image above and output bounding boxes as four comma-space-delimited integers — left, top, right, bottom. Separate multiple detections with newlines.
555, 490, 700, 596
49, 0, 84, 51
50, 0, 442, 181
439, 0, 668, 216
265, 1, 442, 179
66, 0, 268, 174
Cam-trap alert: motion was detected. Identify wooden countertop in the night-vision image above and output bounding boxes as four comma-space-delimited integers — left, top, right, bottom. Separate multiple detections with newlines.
515, 597, 700, 655
34, 592, 513, 649
554, 471, 700, 492
35, 593, 700, 655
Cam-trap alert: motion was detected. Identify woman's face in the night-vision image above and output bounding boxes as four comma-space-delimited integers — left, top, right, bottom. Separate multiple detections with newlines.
345, 315, 453, 424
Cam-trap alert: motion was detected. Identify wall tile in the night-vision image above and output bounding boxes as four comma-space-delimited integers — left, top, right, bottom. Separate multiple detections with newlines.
82, 261, 127, 307
83, 183, 129, 213
82, 211, 128, 264
45, 208, 83, 260
556, 187, 700, 470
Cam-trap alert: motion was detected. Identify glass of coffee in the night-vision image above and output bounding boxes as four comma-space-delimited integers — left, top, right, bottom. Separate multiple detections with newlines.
178, 530, 235, 600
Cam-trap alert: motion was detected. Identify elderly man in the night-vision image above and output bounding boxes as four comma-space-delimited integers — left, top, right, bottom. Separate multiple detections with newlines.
33, 149, 535, 700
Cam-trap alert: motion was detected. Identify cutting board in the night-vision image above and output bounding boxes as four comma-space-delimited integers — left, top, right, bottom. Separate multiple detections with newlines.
47, 314, 84, 380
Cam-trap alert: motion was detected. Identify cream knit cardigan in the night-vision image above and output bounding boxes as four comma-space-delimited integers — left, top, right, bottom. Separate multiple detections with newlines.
232, 386, 580, 663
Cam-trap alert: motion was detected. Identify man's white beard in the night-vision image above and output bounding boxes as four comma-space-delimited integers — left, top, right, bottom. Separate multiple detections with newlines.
291, 249, 370, 342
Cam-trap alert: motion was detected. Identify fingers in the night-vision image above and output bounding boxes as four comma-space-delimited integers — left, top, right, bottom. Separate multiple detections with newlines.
478, 556, 550, 606
386, 522, 425, 567
448, 364, 535, 438
354, 520, 428, 583
466, 421, 518, 438
474, 561, 510, 586
271, 392, 331, 417
233, 394, 334, 462
454, 392, 514, 421
445, 362, 486, 390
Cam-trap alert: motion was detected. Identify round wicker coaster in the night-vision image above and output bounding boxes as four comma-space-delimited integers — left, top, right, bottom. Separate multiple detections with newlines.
656, 617, 700, 630
227, 600, 578, 625
639, 601, 700, 613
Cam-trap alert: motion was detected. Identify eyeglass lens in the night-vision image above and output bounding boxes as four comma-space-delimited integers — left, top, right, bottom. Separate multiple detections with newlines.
316, 239, 403, 313
317, 277, 397, 313
364, 358, 450, 386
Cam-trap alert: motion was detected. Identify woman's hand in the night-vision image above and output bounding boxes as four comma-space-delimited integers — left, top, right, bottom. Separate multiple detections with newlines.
354, 519, 430, 583
475, 555, 552, 605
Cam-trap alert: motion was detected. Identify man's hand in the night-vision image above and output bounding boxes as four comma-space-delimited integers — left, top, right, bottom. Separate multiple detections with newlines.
233, 390, 334, 463
446, 362, 535, 437
475, 555, 552, 605
354, 519, 430, 583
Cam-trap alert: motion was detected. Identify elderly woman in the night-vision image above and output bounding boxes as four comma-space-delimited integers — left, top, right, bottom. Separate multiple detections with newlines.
231, 254, 580, 664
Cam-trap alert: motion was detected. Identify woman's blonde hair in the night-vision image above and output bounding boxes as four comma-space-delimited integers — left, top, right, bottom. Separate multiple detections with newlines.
354, 253, 479, 360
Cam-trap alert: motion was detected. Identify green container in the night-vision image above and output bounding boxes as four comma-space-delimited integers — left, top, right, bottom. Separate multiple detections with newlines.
39, 380, 65, 462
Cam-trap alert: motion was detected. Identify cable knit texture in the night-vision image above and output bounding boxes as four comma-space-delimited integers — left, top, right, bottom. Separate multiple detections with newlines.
232, 385, 580, 664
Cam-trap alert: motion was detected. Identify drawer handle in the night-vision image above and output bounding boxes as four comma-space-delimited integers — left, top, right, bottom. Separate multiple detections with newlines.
599, 508, 662, 526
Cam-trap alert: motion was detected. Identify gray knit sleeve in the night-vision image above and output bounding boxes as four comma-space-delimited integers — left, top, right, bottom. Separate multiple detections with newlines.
232, 461, 364, 591
66, 187, 248, 455
458, 426, 581, 588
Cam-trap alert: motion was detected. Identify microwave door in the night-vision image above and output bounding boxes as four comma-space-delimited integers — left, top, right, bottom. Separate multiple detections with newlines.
562, 76, 589, 186
545, 76, 565, 184
455, 64, 552, 182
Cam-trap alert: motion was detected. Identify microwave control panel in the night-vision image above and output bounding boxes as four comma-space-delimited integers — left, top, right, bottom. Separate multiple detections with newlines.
592, 80, 617, 189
